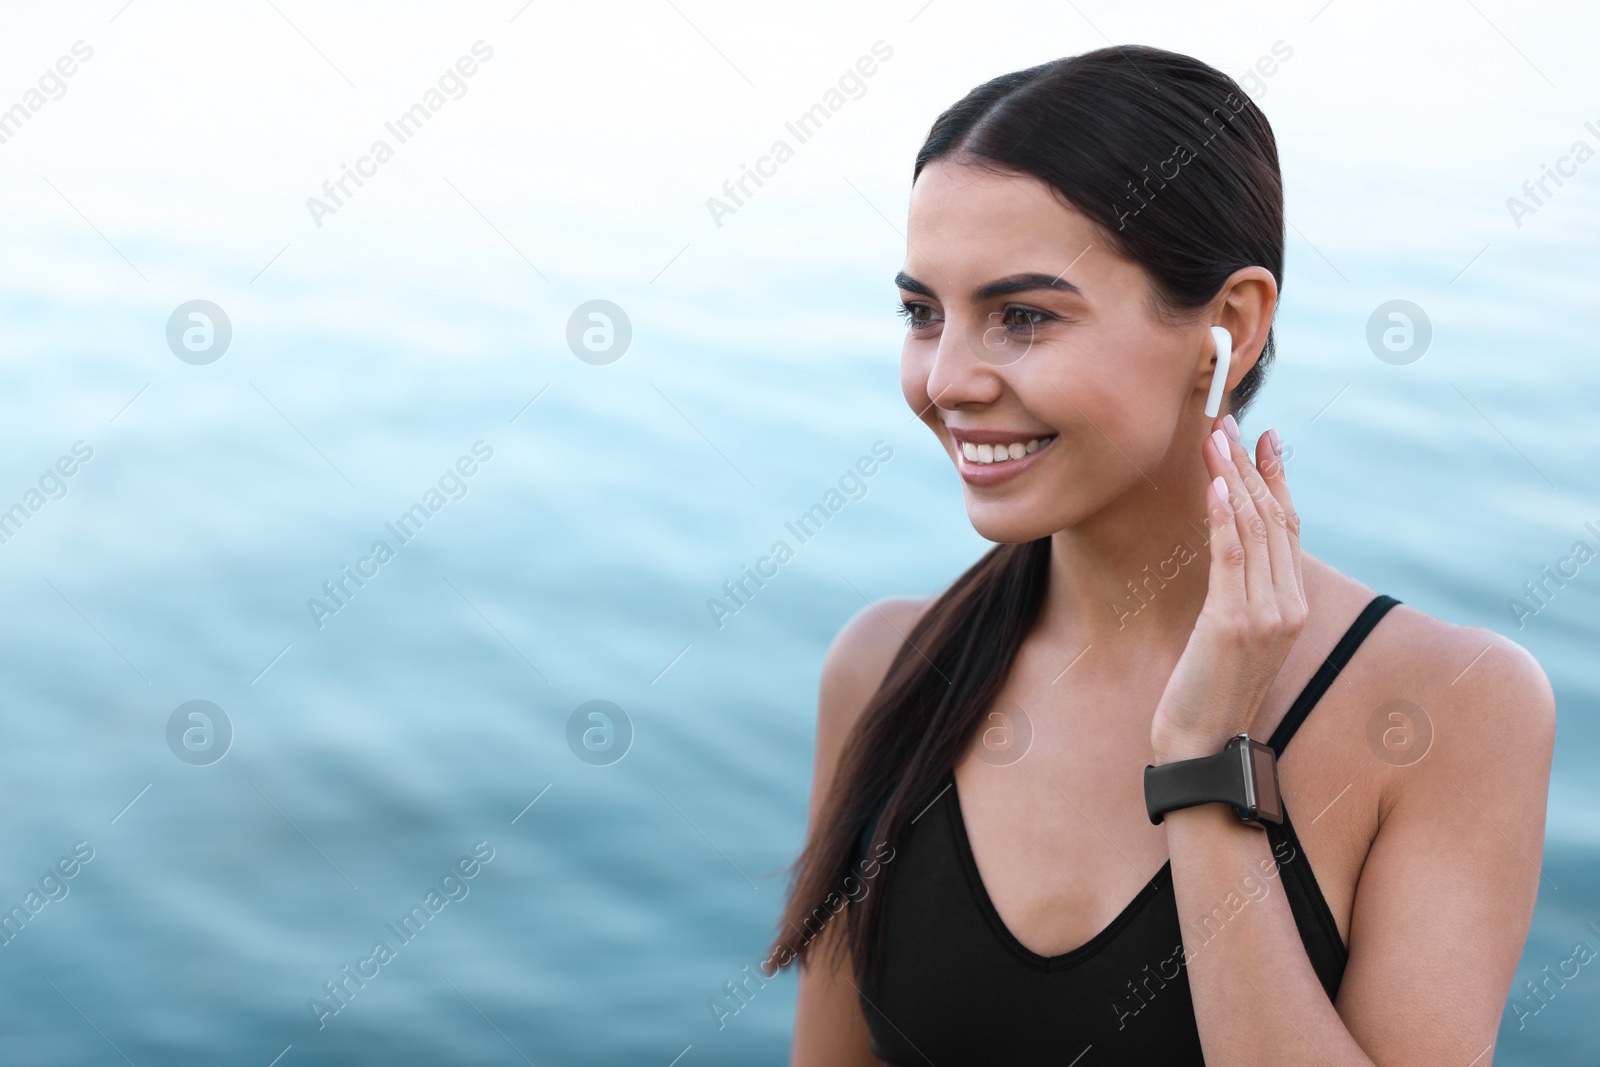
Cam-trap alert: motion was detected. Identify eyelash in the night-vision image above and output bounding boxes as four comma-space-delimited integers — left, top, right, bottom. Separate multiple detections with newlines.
895, 301, 1053, 334
895, 301, 934, 330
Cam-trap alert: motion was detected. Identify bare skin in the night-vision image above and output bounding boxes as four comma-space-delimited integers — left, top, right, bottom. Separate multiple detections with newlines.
790, 158, 1554, 1065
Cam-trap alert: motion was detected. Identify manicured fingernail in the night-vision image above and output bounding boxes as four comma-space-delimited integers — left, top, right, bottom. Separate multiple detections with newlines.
1267, 427, 1282, 457
1211, 428, 1231, 458
1222, 413, 1241, 443
1212, 475, 1231, 513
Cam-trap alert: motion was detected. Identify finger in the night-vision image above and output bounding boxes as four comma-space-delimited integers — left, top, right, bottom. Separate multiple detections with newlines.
1216, 417, 1296, 615
1203, 466, 1246, 617
1254, 428, 1306, 611
1207, 424, 1267, 606
1219, 419, 1297, 614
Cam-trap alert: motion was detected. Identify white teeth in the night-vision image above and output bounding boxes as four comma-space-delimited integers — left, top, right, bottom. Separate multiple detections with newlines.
960, 437, 1053, 464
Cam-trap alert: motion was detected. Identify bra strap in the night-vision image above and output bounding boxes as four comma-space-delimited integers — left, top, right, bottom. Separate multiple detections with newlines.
1266, 594, 1402, 758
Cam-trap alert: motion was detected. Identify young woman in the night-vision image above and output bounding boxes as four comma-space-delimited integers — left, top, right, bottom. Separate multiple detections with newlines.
770, 45, 1555, 1065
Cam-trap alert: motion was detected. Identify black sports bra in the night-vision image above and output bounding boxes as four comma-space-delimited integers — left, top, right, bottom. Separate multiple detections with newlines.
857, 594, 1401, 1064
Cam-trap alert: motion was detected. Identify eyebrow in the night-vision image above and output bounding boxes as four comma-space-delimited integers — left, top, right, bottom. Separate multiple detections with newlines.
894, 271, 1083, 300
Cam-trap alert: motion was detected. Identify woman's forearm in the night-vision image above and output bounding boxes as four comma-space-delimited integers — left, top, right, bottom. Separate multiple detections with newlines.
1163, 802, 1375, 1066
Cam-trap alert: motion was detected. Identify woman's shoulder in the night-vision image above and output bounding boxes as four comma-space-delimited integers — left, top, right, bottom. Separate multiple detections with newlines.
807, 594, 937, 822
818, 594, 937, 721
1306, 558, 1555, 774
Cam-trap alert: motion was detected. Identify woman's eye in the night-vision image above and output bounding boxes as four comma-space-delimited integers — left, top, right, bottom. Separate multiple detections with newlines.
896, 301, 940, 330
999, 306, 1050, 333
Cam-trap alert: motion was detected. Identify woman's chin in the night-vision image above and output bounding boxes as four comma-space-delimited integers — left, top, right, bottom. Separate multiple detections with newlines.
964, 501, 1064, 544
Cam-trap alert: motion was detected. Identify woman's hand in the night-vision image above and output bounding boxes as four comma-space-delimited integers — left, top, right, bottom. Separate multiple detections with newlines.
1148, 413, 1308, 763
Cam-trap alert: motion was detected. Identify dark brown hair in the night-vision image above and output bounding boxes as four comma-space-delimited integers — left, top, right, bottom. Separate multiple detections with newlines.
766, 44, 1284, 984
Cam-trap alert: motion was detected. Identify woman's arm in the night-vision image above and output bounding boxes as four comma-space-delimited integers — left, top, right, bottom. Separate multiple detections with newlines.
1333, 631, 1554, 1062
790, 595, 929, 1067
1166, 628, 1553, 1065
791, 921, 882, 1067
1155, 416, 1555, 1063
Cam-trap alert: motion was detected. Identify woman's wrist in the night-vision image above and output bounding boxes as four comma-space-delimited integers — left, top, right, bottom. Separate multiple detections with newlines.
1150, 724, 1239, 765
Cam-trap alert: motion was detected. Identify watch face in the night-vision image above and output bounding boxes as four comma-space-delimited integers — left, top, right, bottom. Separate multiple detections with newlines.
1248, 740, 1283, 823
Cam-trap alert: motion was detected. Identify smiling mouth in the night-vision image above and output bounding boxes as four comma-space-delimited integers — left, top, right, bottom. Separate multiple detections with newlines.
958, 435, 1057, 465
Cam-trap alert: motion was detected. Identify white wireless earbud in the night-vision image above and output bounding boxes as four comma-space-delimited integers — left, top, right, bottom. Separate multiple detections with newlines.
1204, 325, 1232, 419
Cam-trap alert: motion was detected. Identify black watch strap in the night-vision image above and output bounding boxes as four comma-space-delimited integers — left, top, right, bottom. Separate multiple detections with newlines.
1143, 733, 1283, 827
1144, 749, 1247, 824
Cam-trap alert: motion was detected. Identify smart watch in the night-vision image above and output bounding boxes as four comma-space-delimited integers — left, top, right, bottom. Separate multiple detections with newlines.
1144, 732, 1283, 828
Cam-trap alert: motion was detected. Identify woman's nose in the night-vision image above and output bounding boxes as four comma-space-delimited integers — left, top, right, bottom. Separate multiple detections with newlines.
925, 315, 1011, 409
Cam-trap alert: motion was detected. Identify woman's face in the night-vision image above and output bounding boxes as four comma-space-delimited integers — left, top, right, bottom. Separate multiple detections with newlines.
898, 158, 1215, 543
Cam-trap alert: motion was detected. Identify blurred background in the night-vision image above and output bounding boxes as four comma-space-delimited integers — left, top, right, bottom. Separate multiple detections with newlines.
0, 0, 1595, 1063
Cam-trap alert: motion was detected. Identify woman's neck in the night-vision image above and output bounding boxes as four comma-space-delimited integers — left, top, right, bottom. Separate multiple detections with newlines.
1034, 489, 1217, 655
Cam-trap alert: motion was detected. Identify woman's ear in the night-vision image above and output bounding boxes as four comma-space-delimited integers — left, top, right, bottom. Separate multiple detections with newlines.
1211, 266, 1278, 390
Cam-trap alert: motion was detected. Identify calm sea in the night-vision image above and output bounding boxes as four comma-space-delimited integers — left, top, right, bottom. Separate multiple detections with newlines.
1, 1, 1595, 1062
